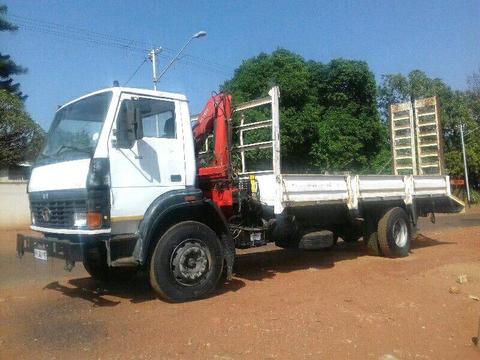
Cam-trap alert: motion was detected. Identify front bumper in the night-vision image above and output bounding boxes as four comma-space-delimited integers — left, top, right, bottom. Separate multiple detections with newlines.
17, 231, 139, 270
16, 233, 87, 270
30, 225, 111, 235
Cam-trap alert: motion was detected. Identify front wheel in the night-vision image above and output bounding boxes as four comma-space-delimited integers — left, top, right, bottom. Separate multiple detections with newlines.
149, 221, 224, 302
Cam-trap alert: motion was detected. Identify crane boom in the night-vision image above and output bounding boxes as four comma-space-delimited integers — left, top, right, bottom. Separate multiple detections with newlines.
193, 93, 232, 180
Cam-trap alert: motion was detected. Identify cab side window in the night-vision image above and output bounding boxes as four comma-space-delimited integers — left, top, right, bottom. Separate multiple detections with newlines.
124, 98, 176, 139
142, 109, 175, 138
140, 99, 176, 139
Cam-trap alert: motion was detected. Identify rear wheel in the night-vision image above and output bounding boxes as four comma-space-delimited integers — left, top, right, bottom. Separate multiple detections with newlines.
149, 221, 223, 302
363, 215, 381, 256
377, 207, 412, 258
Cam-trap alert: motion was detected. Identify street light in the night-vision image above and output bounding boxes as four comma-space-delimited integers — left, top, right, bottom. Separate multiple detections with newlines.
192, 31, 207, 39
459, 123, 479, 206
155, 30, 207, 84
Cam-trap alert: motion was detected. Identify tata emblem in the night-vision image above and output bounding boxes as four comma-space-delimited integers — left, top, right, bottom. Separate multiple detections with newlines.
41, 207, 52, 222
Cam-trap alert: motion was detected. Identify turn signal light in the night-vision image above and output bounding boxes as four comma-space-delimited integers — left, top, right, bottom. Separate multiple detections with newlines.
87, 212, 102, 229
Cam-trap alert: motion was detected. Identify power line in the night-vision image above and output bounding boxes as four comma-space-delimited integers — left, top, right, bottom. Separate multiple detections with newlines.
464, 125, 479, 137
163, 47, 232, 72
8, 13, 233, 75
376, 158, 392, 174
10, 14, 150, 53
16, 23, 147, 54
12, 21, 148, 54
124, 58, 147, 86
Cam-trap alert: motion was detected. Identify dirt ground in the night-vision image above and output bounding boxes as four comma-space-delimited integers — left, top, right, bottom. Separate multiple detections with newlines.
1, 209, 479, 359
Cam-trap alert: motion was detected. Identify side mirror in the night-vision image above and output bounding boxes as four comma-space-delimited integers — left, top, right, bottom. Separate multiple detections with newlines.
115, 100, 143, 148
135, 114, 143, 140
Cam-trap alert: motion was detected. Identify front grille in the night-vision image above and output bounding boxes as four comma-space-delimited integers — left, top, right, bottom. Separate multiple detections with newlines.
31, 200, 87, 228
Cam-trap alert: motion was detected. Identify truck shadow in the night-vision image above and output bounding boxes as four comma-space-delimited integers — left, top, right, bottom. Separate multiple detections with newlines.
42, 233, 449, 305
232, 233, 451, 282
410, 233, 455, 250
232, 241, 363, 282
43, 276, 155, 306
43, 274, 247, 306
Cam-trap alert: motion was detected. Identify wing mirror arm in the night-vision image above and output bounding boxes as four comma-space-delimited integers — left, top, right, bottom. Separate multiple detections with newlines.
134, 108, 143, 140
113, 101, 143, 148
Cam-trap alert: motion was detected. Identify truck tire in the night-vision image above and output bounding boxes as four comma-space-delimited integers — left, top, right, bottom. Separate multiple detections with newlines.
364, 216, 381, 256
83, 242, 136, 281
301, 231, 337, 251
275, 234, 301, 249
149, 221, 223, 302
325, 233, 338, 250
377, 207, 412, 258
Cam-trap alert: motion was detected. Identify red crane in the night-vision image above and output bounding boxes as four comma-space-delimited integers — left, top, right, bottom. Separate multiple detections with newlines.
193, 93, 235, 217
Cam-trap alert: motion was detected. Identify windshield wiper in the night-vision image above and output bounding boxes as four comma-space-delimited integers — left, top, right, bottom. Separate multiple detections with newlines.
53, 144, 92, 157
37, 153, 52, 159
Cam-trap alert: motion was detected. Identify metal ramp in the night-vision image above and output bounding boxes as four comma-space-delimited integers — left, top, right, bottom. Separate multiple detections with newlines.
414, 97, 444, 175
390, 101, 417, 175
390, 96, 443, 175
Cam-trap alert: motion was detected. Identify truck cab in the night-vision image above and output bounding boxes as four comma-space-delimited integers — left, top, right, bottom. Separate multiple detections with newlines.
29, 87, 196, 233
19, 87, 234, 302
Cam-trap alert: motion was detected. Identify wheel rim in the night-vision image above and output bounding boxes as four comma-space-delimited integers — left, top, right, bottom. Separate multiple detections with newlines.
170, 239, 211, 287
392, 218, 408, 247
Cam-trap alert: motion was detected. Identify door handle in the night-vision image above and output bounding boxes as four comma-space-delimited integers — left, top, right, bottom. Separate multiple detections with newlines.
171, 175, 182, 182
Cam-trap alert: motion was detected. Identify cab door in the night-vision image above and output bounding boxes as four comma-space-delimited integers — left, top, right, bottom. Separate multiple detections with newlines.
108, 93, 186, 221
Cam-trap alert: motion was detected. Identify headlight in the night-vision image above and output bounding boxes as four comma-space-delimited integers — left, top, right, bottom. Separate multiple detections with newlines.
73, 212, 87, 227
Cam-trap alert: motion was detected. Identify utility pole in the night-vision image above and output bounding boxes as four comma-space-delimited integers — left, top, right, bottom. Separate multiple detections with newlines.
460, 123, 471, 205
148, 48, 162, 90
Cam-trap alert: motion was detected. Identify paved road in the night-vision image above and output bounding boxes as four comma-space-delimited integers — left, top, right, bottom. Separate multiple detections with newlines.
1, 209, 479, 359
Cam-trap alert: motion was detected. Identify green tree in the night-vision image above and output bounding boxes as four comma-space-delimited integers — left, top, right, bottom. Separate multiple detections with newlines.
222, 49, 387, 173
467, 68, 480, 125
0, 90, 44, 166
0, 5, 26, 98
378, 70, 480, 183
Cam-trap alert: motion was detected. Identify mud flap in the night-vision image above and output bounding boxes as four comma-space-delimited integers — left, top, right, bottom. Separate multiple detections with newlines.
221, 234, 235, 280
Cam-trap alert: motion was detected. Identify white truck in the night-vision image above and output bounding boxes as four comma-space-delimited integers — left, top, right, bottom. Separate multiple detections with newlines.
17, 85, 464, 302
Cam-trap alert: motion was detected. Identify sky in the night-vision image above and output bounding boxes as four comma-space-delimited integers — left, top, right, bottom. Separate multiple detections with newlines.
2, 0, 479, 130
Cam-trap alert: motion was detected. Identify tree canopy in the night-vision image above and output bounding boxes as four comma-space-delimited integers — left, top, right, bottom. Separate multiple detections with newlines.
0, 5, 26, 99
222, 49, 388, 173
0, 5, 44, 167
0, 90, 44, 166
378, 70, 480, 184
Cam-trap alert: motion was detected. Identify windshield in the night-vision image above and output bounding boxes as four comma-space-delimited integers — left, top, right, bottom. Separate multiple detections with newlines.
37, 92, 112, 165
